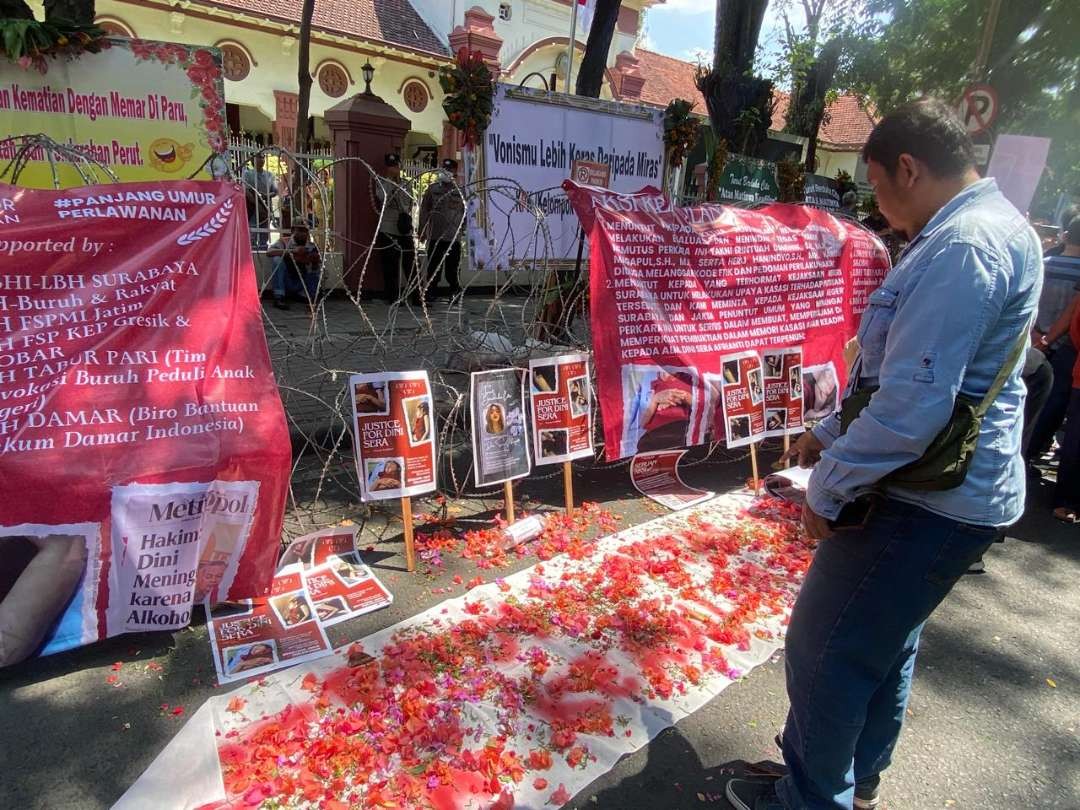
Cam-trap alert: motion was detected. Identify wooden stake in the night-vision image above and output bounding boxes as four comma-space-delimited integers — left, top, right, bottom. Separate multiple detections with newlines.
750, 442, 761, 495
503, 480, 515, 523
400, 496, 416, 573
783, 432, 791, 469
562, 461, 575, 516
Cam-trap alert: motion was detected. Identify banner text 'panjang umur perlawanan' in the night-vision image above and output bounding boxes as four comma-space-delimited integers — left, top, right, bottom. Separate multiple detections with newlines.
563, 181, 890, 460
0, 180, 290, 665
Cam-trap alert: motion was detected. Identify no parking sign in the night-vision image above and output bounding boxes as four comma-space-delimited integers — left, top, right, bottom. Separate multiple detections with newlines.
958, 84, 999, 135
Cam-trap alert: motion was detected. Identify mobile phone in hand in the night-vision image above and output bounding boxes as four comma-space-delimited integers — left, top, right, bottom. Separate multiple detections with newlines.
828, 496, 877, 531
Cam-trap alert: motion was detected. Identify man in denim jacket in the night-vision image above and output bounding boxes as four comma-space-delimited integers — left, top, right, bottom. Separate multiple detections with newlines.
725, 100, 1042, 810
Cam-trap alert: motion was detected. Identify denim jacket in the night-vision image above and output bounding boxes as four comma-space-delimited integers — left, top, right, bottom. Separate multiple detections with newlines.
808, 179, 1043, 527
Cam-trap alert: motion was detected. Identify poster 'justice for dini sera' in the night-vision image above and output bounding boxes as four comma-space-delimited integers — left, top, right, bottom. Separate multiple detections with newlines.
0, 180, 290, 667
528, 353, 595, 465
350, 371, 437, 501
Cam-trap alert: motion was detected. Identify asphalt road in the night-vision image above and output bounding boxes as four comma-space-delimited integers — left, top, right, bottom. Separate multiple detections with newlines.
2, 450, 1077, 810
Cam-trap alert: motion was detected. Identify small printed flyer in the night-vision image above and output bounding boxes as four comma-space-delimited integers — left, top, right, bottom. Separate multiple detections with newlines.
713, 352, 766, 449
529, 353, 594, 465
279, 528, 393, 627
205, 564, 332, 685
761, 347, 805, 438
350, 371, 437, 501
470, 368, 531, 487
630, 450, 714, 511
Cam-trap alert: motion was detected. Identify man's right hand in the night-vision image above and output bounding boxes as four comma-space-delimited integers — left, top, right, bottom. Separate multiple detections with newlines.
781, 431, 825, 468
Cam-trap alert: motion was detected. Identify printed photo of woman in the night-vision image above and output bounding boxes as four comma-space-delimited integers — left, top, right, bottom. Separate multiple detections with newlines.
485, 403, 506, 435
367, 459, 404, 492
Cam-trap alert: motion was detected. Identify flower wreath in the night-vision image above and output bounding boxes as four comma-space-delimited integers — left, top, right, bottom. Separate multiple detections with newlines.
0, 19, 109, 74
439, 48, 495, 149
663, 99, 699, 168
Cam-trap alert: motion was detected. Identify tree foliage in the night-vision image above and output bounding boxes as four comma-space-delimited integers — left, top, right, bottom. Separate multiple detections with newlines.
843, 0, 1080, 211
3, 0, 94, 23
773, 0, 864, 172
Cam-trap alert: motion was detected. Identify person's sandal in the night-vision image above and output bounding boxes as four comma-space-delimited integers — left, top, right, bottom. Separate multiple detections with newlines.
1053, 507, 1080, 524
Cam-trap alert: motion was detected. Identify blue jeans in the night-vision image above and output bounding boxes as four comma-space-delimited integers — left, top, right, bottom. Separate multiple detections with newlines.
776, 499, 998, 810
271, 256, 319, 301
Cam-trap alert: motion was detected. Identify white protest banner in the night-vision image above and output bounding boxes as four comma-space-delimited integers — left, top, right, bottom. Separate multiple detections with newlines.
478, 85, 663, 267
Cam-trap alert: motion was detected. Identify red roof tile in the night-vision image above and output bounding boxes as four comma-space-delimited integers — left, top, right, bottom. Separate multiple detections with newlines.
634, 49, 877, 149
196, 0, 447, 57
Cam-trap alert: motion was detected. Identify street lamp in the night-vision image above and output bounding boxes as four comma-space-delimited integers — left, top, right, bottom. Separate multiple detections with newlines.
361, 61, 374, 95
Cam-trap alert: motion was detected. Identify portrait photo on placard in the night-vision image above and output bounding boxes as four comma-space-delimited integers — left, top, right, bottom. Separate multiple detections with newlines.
567, 375, 590, 418
365, 458, 404, 493
802, 362, 839, 420
620, 365, 699, 456
401, 395, 433, 446
269, 592, 312, 628
763, 353, 784, 379
353, 381, 390, 416
766, 408, 788, 432
539, 428, 570, 459
748, 367, 764, 405
224, 640, 278, 676
531, 364, 558, 394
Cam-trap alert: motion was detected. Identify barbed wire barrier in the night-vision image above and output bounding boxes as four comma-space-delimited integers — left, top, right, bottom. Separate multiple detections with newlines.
1, 137, 760, 551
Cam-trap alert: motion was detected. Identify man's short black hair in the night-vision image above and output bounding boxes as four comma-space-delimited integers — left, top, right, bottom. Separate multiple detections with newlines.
862, 98, 975, 178
292, 221, 309, 232
1066, 215, 1080, 246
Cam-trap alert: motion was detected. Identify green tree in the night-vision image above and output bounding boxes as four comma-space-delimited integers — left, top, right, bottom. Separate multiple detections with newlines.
844, 0, 1080, 212
775, 0, 861, 171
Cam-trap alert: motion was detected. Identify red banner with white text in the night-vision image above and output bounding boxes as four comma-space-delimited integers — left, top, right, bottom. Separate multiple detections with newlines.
0, 180, 290, 665
569, 182, 889, 460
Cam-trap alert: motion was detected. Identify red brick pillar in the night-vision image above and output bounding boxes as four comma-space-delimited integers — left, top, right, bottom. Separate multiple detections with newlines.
325, 91, 411, 295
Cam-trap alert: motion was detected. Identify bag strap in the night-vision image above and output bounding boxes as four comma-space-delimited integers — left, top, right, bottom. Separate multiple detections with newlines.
975, 320, 1032, 419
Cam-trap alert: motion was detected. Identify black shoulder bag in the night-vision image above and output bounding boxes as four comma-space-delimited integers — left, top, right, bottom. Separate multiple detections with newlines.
838, 326, 1029, 491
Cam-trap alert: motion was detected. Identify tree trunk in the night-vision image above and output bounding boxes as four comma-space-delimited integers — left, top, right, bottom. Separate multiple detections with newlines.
698, 0, 773, 155
43, 0, 94, 24
1, 0, 35, 19
783, 38, 842, 172
713, 0, 768, 77
294, 0, 316, 151
575, 0, 621, 98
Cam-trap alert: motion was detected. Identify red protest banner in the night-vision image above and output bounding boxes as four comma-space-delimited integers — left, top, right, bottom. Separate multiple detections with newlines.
0, 180, 290, 665
572, 183, 889, 460
562, 180, 668, 237
528, 353, 594, 465
350, 371, 437, 501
